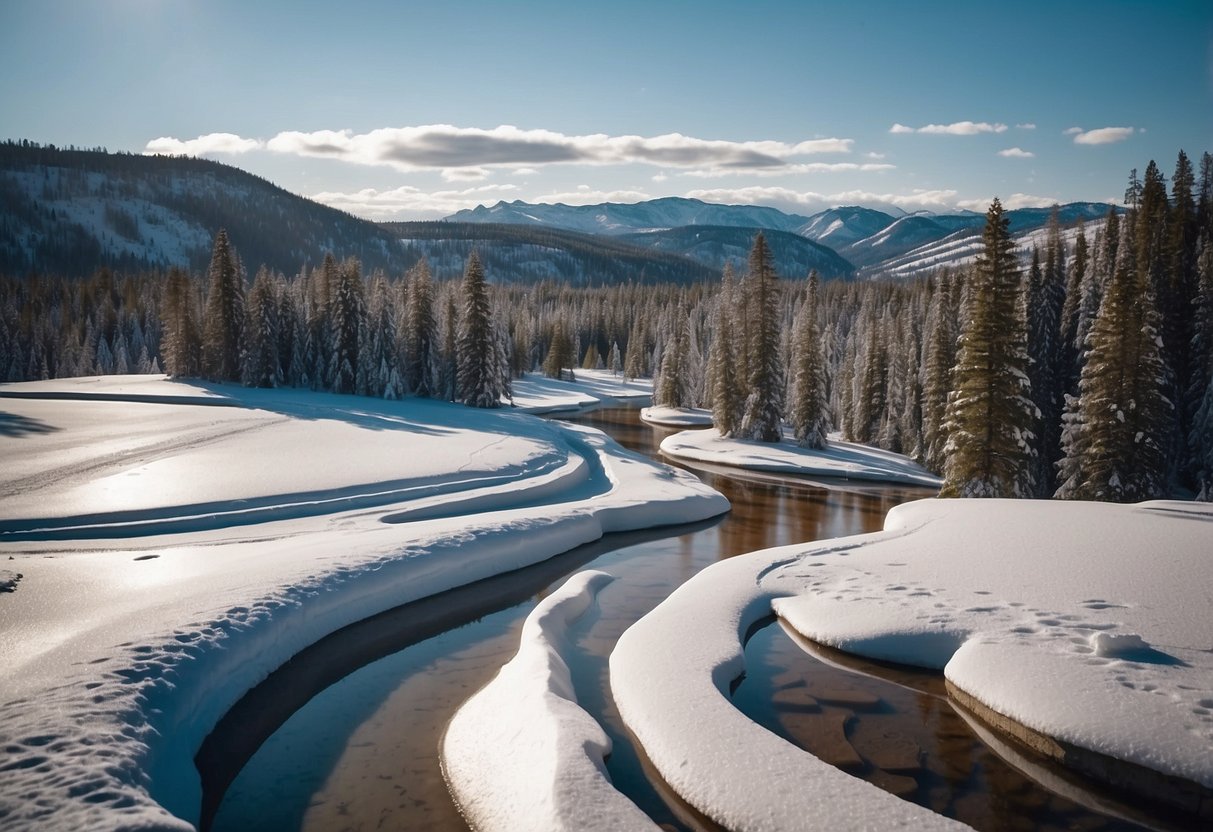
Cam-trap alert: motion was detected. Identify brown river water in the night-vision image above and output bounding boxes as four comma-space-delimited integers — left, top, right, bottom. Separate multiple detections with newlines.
206, 408, 1179, 832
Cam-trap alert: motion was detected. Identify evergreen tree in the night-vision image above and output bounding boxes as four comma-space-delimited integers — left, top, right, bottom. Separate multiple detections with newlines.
1056, 221, 1173, 501
921, 272, 957, 471
328, 258, 365, 395
1025, 229, 1066, 495
789, 271, 829, 449
161, 267, 201, 377
655, 311, 690, 408
456, 252, 502, 408
623, 316, 647, 380
201, 229, 245, 382
708, 270, 742, 437
608, 340, 622, 375
243, 266, 280, 388
441, 291, 458, 401
740, 232, 784, 441
543, 319, 574, 380
403, 258, 437, 397
1189, 237, 1213, 498
1059, 221, 1089, 395
940, 199, 1037, 498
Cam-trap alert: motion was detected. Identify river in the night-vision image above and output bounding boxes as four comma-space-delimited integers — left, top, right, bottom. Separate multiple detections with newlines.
207, 408, 1167, 832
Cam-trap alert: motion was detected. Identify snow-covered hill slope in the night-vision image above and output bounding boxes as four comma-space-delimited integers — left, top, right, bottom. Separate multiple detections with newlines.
617, 225, 855, 280
0, 143, 407, 277
449, 196, 810, 235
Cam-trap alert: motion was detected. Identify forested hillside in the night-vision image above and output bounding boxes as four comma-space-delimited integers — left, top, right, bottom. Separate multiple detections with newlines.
0, 141, 409, 276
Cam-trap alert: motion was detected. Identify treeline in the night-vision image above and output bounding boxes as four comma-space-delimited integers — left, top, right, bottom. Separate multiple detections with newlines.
1, 150, 1210, 500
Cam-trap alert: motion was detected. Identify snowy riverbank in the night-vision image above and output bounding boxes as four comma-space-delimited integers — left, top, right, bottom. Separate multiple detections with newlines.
610, 498, 1213, 828
659, 424, 943, 487
0, 375, 724, 830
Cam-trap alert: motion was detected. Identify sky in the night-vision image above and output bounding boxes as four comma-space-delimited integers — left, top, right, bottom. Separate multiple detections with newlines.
2, 0, 1212, 221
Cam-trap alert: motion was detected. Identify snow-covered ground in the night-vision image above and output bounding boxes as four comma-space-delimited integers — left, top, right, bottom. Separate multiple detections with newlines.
611, 498, 1213, 829
659, 426, 943, 487
510, 368, 651, 414
0, 375, 724, 830
442, 570, 656, 831
638, 405, 714, 427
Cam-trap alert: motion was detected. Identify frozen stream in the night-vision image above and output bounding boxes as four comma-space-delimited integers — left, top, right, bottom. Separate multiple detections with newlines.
206, 408, 1164, 832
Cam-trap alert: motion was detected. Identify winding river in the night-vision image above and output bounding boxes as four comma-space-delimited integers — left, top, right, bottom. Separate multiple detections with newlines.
206, 408, 1170, 832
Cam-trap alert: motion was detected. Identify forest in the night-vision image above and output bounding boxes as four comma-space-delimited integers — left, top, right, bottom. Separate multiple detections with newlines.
2, 150, 1211, 500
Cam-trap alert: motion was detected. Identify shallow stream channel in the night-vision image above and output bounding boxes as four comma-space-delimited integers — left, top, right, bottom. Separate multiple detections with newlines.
205, 408, 1178, 832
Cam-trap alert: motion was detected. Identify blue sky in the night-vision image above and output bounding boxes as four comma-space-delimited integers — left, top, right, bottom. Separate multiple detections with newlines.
2, 0, 1211, 219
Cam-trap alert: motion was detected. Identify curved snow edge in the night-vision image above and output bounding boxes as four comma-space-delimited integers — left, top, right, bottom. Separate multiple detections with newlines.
0, 420, 727, 832
659, 427, 943, 487
609, 542, 966, 832
442, 570, 658, 831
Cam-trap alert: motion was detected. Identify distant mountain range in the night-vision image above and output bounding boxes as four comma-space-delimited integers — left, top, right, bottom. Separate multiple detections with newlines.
448, 196, 811, 235
1, 143, 1118, 283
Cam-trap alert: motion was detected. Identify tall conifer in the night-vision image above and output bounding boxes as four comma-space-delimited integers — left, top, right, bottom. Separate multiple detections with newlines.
940, 199, 1037, 498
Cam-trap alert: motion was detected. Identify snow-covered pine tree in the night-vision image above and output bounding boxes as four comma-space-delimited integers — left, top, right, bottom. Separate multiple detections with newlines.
543, 319, 574, 380
160, 267, 201, 377
655, 311, 690, 408
623, 315, 647, 380
362, 270, 398, 398
1187, 236, 1213, 498
1055, 218, 1173, 501
707, 269, 742, 436
243, 266, 280, 388
940, 198, 1037, 498
456, 252, 501, 408
921, 271, 957, 471
609, 340, 622, 376
403, 258, 437, 397
740, 232, 784, 442
1025, 231, 1066, 495
201, 229, 245, 382
1059, 221, 1089, 396
328, 258, 365, 395
438, 291, 458, 401
789, 270, 829, 449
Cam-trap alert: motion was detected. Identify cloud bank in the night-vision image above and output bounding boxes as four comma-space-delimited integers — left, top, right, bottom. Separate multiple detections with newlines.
145, 125, 859, 177
890, 121, 1008, 135
144, 132, 261, 155
1065, 126, 1135, 145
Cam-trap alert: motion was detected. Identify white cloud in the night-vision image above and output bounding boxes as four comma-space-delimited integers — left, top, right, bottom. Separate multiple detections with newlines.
1069, 126, 1135, 145
144, 132, 262, 156
998, 147, 1035, 159
1015, 123, 1036, 130
308, 183, 520, 220
1063, 126, 1084, 136
652, 173, 669, 183
865, 151, 886, 159
956, 193, 1057, 211
680, 161, 895, 178
890, 121, 1008, 135
257, 124, 853, 174
510, 167, 538, 176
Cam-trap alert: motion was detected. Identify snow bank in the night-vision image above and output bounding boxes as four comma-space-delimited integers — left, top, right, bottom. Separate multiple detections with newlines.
610, 540, 964, 831
660, 426, 942, 487
612, 498, 1213, 829
638, 405, 714, 427
0, 376, 725, 830
443, 570, 656, 832
510, 369, 651, 414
